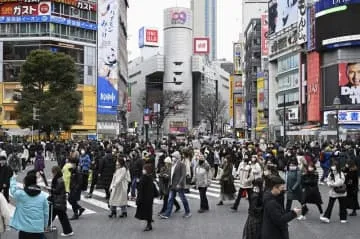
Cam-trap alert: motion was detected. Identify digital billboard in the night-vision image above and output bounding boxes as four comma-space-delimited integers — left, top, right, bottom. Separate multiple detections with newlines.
339, 62, 360, 105
315, 0, 360, 12
268, 0, 298, 35
315, 4, 360, 49
307, 52, 321, 121
97, 0, 119, 115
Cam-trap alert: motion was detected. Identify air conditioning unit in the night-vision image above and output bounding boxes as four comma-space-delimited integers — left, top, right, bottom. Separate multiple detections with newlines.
71, 7, 80, 18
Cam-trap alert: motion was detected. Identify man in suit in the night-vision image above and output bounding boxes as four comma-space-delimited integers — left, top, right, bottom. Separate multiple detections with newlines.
160, 151, 191, 219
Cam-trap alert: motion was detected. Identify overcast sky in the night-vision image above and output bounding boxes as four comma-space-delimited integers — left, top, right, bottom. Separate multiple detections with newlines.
127, 0, 242, 62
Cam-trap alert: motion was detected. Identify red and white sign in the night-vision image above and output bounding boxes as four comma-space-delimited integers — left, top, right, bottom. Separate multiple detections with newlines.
261, 14, 269, 56
193, 37, 210, 54
145, 29, 158, 44
0, 2, 51, 16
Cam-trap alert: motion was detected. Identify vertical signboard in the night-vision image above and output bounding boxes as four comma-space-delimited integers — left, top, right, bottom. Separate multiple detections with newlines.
229, 75, 234, 118
97, 0, 119, 115
297, 0, 307, 45
233, 43, 242, 75
257, 73, 266, 127
307, 5, 316, 51
261, 14, 269, 56
307, 52, 321, 121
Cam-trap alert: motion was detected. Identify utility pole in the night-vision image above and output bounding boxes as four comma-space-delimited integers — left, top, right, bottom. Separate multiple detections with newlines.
33, 106, 40, 142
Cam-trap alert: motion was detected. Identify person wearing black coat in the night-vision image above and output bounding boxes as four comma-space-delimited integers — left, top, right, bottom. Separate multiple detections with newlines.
48, 166, 73, 236
97, 149, 116, 200
262, 176, 300, 239
86, 149, 103, 198
129, 153, 143, 200
68, 162, 85, 220
344, 160, 360, 216
135, 164, 155, 232
0, 156, 13, 202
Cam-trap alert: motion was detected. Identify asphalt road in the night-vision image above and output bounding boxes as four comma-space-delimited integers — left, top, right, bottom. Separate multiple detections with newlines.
3, 161, 360, 239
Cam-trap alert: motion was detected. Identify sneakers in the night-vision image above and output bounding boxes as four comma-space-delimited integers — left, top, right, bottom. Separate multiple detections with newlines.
230, 207, 237, 212
297, 215, 306, 221
61, 232, 74, 237
340, 220, 347, 223
159, 214, 169, 219
183, 213, 192, 218
319, 181, 325, 185
320, 216, 330, 223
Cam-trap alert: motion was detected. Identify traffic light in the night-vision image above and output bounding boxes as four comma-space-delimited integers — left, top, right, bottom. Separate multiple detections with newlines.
33, 107, 39, 121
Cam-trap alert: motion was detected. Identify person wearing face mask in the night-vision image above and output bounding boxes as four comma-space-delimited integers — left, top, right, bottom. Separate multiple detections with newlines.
320, 161, 347, 223
160, 151, 191, 219
108, 158, 129, 218
250, 155, 263, 180
242, 178, 264, 239
299, 164, 323, 220
79, 148, 91, 191
68, 159, 85, 220
193, 154, 211, 213
285, 159, 303, 214
217, 155, 236, 205
97, 148, 116, 200
261, 176, 300, 239
0, 156, 13, 202
135, 164, 155, 231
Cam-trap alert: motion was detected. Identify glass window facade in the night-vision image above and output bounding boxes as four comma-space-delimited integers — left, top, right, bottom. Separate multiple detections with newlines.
277, 92, 299, 106
278, 54, 299, 74
277, 72, 299, 91
52, 3, 96, 23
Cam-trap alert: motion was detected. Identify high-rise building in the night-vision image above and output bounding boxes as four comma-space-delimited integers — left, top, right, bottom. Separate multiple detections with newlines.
191, 0, 217, 60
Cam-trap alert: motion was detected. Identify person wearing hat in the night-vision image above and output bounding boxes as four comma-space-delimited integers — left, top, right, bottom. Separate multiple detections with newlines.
158, 157, 181, 215
160, 151, 191, 219
0, 156, 13, 202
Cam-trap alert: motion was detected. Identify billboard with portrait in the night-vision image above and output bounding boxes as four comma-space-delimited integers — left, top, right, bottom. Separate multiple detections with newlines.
97, 0, 119, 115
339, 62, 360, 105
233, 43, 242, 75
315, 4, 360, 50
268, 0, 298, 35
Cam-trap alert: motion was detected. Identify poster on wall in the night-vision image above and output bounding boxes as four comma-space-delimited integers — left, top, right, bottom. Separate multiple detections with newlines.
97, 0, 119, 115
297, 0, 307, 44
233, 43, 242, 75
339, 62, 360, 105
268, 0, 298, 35
261, 14, 269, 56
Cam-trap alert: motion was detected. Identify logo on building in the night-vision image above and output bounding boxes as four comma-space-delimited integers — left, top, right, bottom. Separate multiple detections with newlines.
193, 37, 210, 54
171, 11, 187, 24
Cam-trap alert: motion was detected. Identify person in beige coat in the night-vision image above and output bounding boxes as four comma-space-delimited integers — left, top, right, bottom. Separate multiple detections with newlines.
0, 192, 10, 238
108, 158, 129, 218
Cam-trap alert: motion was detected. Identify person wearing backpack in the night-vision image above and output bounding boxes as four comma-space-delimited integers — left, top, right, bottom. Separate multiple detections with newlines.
320, 161, 347, 223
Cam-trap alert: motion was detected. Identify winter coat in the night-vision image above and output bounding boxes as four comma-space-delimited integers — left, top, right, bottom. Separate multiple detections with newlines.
97, 153, 115, 189
34, 154, 45, 172
130, 158, 143, 179
170, 161, 187, 190
49, 173, 67, 211
327, 171, 347, 198
344, 168, 360, 210
243, 191, 263, 239
109, 167, 128, 207
301, 171, 323, 204
194, 161, 210, 188
158, 165, 171, 196
237, 161, 254, 189
261, 191, 297, 239
251, 162, 263, 180
0, 192, 10, 233
320, 151, 332, 169
10, 176, 49, 233
79, 154, 91, 172
0, 164, 12, 192
135, 174, 154, 221
62, 163, 73, 193
220, 162, 236, 196
286, 168, 302, 201
68, 168, 82, 202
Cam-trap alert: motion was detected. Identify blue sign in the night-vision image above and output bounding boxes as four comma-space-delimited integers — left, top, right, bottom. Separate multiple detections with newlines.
246, 101, 252, 129
0, 15, 97, 31
143, 108, 150, 115
97, 76, 118, 115
138, 27, 145, 48
315, 0, 360, 13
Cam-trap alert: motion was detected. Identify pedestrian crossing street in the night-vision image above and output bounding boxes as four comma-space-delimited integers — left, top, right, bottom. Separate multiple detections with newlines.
8, 179, 242, 217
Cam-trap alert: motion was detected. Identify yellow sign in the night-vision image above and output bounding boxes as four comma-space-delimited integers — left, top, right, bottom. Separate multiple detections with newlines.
229, 75, 234, 118
256, 76, 267, 129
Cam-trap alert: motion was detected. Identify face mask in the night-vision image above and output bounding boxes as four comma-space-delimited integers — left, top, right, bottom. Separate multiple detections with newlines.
198, 160, 204, 165
331, 166, 336, 171
287, 153, 291, 157
279, 190, 286, 196
81, 150, 85, 155
142, 169, 147, 175
116, 164, 120, 169
289, 166, 297, 171
308, 167, 314, 172
253, 186, 260, 193
264, 171, 270, 176
252, 158, 257, 163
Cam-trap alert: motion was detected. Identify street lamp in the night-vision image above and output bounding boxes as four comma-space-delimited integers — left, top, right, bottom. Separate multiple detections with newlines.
333, 96, 341, 143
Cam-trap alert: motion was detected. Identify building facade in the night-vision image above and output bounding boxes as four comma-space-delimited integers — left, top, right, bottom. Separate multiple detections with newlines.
191, 0, 217, 61
0, 0, 98, 138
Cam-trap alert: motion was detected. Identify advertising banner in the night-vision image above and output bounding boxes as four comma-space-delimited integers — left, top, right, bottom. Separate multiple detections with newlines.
0, 2, 51, 16
52, 0, 96, 11
97, 0, 119, 115
315, 0, 360, 13
268, 0, 298, 35
246, 100, 252, 129
193, 37, 210, 54
169, 121, 188, 134
233, 43, 242, 75
139, 27, 159, 48
307, 52, 321, 121
307, 6, 316, 51
234, 105, 243, 129
297, 0, 307, 45
261, 14, 269, 56
229, 75, 234, 118
233, 75, 242, 93
257, 74, 267, 127
339, 62, 360, 105
323, 110, 360, 124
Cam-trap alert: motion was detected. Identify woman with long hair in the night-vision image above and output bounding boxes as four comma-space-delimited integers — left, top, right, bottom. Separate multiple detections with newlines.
217, 155, 236, 206
344, 160, 359, 216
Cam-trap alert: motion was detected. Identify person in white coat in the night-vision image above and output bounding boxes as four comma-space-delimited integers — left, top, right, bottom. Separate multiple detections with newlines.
0, 192, 10, 238
320, 161, 347, 223
108, 157, 129, 218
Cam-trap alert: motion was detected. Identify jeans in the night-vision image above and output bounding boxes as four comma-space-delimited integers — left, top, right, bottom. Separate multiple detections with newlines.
131, 177, 138, 197
320, 167, 329, 182
323, 197, 347, 220
49, 208, 73, 234
198, 187, 209, 210
164, 189, 190, 216
18, 231, 42, 239
160, 194, 180, 213
232, 188, 252, 210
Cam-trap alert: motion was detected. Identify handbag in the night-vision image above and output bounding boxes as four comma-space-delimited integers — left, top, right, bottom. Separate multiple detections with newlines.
334, 184, 347, 194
